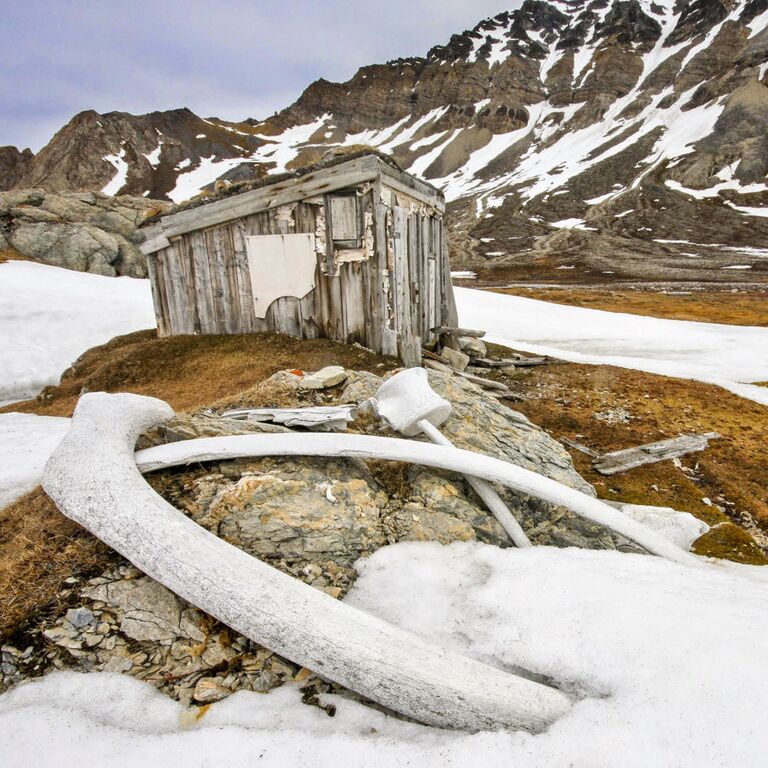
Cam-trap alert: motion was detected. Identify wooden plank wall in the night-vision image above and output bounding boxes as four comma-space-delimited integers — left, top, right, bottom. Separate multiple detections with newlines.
149, 183, 456, 365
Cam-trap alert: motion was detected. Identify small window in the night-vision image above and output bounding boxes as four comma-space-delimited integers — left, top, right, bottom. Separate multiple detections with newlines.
328, 193, 361, 247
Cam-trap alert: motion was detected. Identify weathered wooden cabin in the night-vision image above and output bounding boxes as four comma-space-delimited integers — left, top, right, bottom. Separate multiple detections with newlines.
139, 153, 457, 366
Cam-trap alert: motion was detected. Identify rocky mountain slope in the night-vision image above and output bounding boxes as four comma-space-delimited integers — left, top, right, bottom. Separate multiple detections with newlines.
3, 0, 768, 280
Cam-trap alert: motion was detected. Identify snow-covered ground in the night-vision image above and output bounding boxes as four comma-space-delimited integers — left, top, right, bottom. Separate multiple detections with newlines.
456, 287, 768, 405
1, 542, 767, 767
0, 261, 156, 405
0, 413, 70, 509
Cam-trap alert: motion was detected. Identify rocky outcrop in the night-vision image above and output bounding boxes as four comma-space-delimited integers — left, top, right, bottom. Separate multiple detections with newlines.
0, 147, 33, 190
1, 368, 627, 703
0, 189, 171, 276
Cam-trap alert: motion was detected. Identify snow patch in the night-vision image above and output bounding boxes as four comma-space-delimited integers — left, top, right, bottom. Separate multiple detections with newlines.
408, 129, 462, 177
101, 149, 128, 195
726, 202, 768, 217
666, 175, 768, 199
0, 413, 70, 509
539, 41, 563, 83
487, 38, 511, 67
250, 114, 332, 174
455, 287, 768, 405
747, 7, 768, 38
409, 131, 448, 151
0, 262, 155, 403
550, 218, 590, 230
143, 142, 163, 168
614, 503, 708, 550
3, 543, 768, 766
168, 156, 246, 203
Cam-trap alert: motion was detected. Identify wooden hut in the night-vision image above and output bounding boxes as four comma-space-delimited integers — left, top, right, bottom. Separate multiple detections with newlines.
139, 153, 457, 366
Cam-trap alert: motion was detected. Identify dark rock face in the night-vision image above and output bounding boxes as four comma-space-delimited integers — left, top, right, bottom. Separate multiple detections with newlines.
12, 108, 269, 201
3, 0, 768, 281
0, 147, 33, 190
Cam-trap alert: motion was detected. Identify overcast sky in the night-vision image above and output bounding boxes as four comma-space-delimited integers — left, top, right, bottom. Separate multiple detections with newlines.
2, 0, 514, 152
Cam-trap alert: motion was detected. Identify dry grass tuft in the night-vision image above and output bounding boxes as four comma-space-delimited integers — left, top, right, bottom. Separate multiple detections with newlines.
692, 523, 768, 565
0, 489, 117, 640
210, 379, 308, 412
489, 343, 768, 540
0, 248, 26, 265
1, 329, 398, 418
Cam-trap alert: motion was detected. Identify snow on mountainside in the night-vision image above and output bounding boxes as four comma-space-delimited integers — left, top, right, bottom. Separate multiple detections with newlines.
3, 0, 768, 279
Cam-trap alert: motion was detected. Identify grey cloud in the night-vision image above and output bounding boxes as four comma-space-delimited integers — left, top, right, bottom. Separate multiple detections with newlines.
1, 0, 515, 150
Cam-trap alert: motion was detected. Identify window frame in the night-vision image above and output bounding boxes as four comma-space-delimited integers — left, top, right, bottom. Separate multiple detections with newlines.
326, 191, 363, 249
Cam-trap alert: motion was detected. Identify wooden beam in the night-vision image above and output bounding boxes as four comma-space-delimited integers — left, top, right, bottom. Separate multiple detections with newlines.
378, 161, 445, 212
432, 326, 486, 338
560, 438, 601, 459
593, 432, 721, 476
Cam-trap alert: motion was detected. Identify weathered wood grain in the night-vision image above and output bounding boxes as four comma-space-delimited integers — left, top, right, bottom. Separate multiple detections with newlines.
593, 432, 721, 475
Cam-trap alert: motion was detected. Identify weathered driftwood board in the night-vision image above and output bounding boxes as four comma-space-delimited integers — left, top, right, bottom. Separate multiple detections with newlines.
143, 155, 457, 366
593, 432, 721, 475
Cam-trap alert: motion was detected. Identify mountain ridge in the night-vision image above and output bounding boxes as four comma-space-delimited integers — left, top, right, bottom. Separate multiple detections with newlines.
3, 0, 768, 281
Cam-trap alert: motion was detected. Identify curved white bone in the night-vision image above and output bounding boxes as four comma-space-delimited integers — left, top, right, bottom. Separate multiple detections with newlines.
43, 392, 572, 733
136, 433, 700, 567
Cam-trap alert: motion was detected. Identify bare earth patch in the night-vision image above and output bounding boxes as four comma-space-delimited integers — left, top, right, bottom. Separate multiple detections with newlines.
485, 342, 768, 563
0, 490, 117, 639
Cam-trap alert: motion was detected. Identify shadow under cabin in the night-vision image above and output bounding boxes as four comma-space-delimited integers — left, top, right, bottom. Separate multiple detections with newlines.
139, 153, 458, 367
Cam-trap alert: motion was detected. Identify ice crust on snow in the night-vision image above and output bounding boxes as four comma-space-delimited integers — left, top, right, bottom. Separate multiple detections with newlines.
2, 543, 768, 767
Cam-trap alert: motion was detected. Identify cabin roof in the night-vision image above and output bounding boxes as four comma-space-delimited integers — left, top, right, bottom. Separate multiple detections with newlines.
140, 152, 444, 255
165, 149, 407, 216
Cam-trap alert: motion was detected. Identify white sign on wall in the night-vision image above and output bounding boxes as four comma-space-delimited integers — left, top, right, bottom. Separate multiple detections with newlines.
245, 233, 317, 319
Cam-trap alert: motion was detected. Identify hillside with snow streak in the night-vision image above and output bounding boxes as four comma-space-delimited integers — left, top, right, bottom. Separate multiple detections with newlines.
4, 0, 768, 279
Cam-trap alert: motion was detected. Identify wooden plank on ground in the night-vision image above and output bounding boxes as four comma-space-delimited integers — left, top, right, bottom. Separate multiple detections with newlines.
593, 432, 721, 476
560, 438, 601, 459
432, 326, 486, 338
